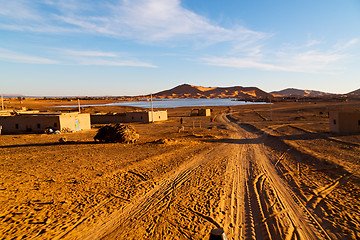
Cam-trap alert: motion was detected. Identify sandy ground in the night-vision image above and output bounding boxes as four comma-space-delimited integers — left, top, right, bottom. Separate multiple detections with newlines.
1, 100, 360, 239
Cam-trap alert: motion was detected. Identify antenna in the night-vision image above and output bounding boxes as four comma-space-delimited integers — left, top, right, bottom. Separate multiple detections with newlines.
150, 93, 154, 123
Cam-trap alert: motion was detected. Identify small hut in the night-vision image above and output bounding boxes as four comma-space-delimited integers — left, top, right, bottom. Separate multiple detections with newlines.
329, 111, 360, 133
191, 108, 211, 117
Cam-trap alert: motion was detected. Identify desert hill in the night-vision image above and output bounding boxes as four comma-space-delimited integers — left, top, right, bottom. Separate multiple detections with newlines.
152, 84, 272, 99
347, 88, 360, 96
270, 88, 332, 97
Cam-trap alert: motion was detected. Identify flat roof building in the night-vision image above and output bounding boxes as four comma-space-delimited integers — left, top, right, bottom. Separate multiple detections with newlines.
0, 112, 90, 134
191, 108, 211, 117
91, 113, 127, 124
91, 110, 168, 124
0, 110, 13, 116
126, 110, 168, 123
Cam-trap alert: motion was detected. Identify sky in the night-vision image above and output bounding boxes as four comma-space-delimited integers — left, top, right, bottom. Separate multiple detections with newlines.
0, 0, 359, 96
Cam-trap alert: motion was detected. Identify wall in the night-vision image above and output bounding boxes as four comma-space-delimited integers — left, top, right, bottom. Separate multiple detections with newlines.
0, 115, 60, 134
148, 110, 168, 122
59, 113, 91, 132
329, 111, 360, 133
125, 111, 149, 123
199, 109, 211, 116
91, 111, 168, 124
0, 110, 12, 116
124, 111, 168, 123
91, 114, 127, 124
191, 109, 211, 116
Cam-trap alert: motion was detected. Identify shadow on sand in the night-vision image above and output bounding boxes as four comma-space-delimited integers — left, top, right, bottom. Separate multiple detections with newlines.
202, 120, 359, 147
202, 118, 359, 183
0, 141, 100, 149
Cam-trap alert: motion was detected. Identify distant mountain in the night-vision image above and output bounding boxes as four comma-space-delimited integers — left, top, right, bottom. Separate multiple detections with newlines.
347, 88, 360, 96
151, 84, 272, 99
270, 88, 332, 97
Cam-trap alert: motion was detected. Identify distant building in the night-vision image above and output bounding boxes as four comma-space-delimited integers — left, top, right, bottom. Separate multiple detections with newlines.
0, 112, 91, 134
126, 110, 168, 123
329, 111, 360, 133
191, 108, 211, 117
0, 109, 40, 116
91, 110, 168, 124
91, 113, 127, 124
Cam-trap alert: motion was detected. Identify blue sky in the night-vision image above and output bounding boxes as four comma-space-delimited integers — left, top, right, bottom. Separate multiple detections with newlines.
0, 0, 359, 96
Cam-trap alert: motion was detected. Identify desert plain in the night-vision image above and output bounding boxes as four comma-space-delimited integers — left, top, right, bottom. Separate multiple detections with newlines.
1, 99, 360, 239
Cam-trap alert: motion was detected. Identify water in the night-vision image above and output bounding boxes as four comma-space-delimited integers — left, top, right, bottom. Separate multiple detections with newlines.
53, 98, 267, 109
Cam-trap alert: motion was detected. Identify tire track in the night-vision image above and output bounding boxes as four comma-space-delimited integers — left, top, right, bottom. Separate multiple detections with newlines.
218, 114, 257, 240
244, 179, 256, 239
308, 174, 351, 209
253, 173, 272, 240
220, 114, 273, 240
84, 146, 226, 240
217, 143, 247, 240
248, 172, 272, 240
251, 138, 320, 239
220, 114, 271, 240
223, 114, 325, 240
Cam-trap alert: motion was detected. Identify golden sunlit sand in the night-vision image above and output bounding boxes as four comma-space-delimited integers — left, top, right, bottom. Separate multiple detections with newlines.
1, 99, 360, 239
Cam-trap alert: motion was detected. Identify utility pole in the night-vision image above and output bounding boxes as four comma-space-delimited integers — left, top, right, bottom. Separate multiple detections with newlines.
270, 98, 273, 121
78, 99, 81, 113
1, 95, 4, 110
150, 93, 154, 123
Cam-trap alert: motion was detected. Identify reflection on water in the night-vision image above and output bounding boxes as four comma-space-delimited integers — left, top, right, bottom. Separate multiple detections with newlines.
53, 98, 268, 109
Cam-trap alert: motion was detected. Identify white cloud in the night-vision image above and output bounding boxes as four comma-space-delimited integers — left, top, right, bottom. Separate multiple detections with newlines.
333, 38, 359, 52
63, 50, 118, 57
0, 0, 267, 47
0, 0, 41, 20
110, 0, 238, 41
0, 48, 58, 64
1, 0, 357, 72
75, 58, 157, 68
202, 40, 354, 74
305, 40, 321, 47
294, 51, 344, 65
0, 47, 156, 67
202, 57, 287, 71
59, 48, 157, 67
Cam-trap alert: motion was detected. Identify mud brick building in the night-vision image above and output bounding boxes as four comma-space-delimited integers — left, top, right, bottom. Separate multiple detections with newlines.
91, 110, 168, 124
0, 112, 91, 134
329, 111, 360, 133
191, 108, 211, 116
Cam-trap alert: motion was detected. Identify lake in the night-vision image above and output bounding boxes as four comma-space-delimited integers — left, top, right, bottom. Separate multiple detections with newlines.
54, 98, 268, 109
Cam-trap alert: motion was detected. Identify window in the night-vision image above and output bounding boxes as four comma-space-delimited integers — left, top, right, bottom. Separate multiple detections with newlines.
333, 119, 336, 125
15, 124, 19, 129
37, 123, 41, 129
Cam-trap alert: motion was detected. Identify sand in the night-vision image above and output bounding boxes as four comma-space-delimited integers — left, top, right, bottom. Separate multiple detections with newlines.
1, 100, 360, 239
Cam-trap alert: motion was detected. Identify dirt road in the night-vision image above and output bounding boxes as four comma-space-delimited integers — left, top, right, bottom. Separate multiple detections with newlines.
219, 115, 328, 240
74, 114, 329, 240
